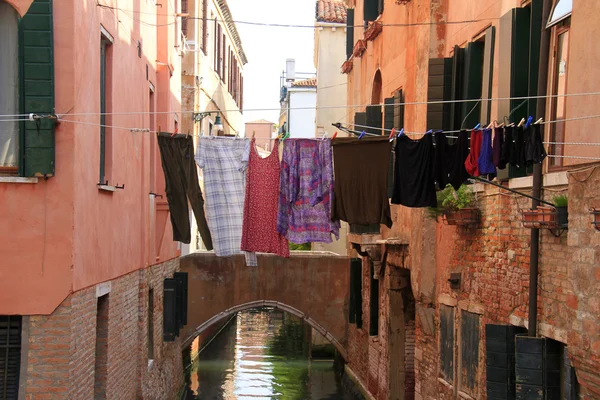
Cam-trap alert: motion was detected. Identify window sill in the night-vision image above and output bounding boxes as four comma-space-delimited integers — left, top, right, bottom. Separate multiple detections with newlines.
508, 171, 568, 189
98, 185, 117, 192
148, 359, 154, 371
0, 177, 38, 184
438, 377, 453, 389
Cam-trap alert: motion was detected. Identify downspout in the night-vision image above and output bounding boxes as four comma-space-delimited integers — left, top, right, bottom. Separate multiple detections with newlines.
529, 0, 552, 337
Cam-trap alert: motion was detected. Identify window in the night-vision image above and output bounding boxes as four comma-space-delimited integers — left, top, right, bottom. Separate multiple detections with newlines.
369, 261, 379, 336
439, 305, 454, 383
94, 294, 109, 399
459, 311, 480, 397
0, 2, 20, 175
548, 17, 570, 168
364, 0, 380, 23
147, 289, 154, 360
0, 316, 22, 400
547, 0, 572, 28
346, 8, 354, 60
221, 33, 226, 81
349, 258, 363, 328
100, 31, 113, 184
181, 0, 188, 37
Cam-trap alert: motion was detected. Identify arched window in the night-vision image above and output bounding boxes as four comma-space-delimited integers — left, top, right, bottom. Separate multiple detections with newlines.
0, 0, 20, 172
371, 69, 382, 105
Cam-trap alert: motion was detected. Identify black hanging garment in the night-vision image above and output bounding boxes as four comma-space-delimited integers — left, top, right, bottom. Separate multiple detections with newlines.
525, 124, 548, 165
392, 134, 437, 208
500, 126, 513, 169
510, 126, 526, 168
492, 127, 506, 169
157, 135, 214, 248
433, 130, 470, 190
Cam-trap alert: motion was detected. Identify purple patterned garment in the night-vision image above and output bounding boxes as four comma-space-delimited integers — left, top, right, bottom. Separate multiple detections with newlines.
277, 139, 340, 244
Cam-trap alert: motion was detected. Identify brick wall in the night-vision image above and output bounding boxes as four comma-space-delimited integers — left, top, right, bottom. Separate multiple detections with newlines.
22, 258, 184, 400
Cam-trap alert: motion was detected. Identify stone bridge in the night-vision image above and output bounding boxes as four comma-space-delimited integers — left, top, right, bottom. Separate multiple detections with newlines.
180, 252, 350, 358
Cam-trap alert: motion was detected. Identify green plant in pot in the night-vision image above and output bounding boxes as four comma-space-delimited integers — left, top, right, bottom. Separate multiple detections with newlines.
427, 184, 478, 225
552, 194, 568, 227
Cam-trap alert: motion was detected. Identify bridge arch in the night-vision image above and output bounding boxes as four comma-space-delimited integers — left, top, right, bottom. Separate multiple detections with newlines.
183, 300, 347, 360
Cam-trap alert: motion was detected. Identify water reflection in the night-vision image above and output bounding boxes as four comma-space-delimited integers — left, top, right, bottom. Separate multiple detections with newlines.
185, 308, 361, 400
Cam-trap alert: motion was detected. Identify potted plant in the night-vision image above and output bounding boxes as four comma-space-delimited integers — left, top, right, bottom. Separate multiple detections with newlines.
427, 184, 479, 226
553, 194, 568, 227
520, 194, 568, 229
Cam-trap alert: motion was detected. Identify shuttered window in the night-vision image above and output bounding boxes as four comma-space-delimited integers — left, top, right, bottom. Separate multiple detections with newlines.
369, 262, 379, 336
365, 105, 382, 135
460, 311, 480, 396
346, 9, 354, 60
349, 258, 363, 328
19, 0, 56, 177
485, 324, 526, 400
439, 305, 454, 382
461, 41, 485, 129
0, 2, 19, 175
364, 0, 379, 23
174, 272, 188, 328
427, 58, 452, 130
0, 316, 21, 400
163, 278, 178, 342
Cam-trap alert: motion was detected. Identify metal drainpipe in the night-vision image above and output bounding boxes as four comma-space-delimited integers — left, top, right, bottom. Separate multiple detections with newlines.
529, 0, 553, 337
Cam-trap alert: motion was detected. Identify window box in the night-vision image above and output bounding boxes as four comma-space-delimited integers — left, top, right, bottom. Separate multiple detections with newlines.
352, 40, 367, 58
442, 208, 479, 227
364, 21, 382, 41
342, 60, 353, 74
521, 206, 568, 229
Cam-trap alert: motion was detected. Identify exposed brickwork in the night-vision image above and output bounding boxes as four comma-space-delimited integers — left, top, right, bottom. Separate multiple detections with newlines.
23, 258, 183, 400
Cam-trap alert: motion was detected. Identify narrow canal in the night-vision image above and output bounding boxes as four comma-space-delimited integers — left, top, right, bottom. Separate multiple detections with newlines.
183, 308, 364, 399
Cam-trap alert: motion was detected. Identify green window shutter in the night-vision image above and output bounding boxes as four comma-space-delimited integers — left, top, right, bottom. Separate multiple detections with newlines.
349, 258, 363, 327
365, 105, 382, 135
460, 311, 481, 395
394, 89, 404, 130
354, 111, 367, 132
163, 278, 178, 342
364, 0, 378, 23
480, 27, 496, 125
174, 272, 188, 328
439, 305, 455, 382
369, 261, 379, 336
346, 9, 354, 60
378, 0, 384, 16
461, 41, 485, 129
427, 58, 452, 130
19, 0, 55, 177
384, 97, 395, 198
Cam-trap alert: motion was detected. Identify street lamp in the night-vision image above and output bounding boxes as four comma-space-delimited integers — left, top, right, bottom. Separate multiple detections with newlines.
192, 111, 224, 135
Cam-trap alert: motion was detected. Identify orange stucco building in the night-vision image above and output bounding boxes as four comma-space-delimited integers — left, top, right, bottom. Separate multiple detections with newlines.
0, 0, 186, 397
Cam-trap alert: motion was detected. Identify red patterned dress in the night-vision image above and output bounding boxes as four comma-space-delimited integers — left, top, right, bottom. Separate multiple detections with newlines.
241, 138, 290, 258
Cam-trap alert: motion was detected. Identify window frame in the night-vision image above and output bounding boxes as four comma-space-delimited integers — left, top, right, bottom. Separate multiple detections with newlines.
547, 18, 571, 170
0, 315, 22, 400
99, 29, 113, 184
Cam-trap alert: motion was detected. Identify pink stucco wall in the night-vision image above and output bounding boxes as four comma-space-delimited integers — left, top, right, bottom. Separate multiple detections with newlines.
0, 0, 180, 314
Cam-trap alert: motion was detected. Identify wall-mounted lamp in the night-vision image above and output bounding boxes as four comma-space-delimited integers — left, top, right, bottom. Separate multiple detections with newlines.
193, 111, 224, 134
590, 208, 600, 232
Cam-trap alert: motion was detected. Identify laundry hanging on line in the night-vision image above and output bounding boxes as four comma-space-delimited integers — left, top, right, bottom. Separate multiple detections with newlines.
277, 138, 340, 245
157, 134, 213, 249
195, 135, 257, 266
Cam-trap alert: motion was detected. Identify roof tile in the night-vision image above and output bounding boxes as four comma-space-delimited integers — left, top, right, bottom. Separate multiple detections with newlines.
316, 0, 347, 24
291, 78, 317, 87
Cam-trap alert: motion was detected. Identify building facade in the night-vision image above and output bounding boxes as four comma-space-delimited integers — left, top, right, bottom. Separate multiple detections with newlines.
180, 0, 246, 255
245, 119, 275, 152
0, 0, 186, 397
342, 0, 600, 399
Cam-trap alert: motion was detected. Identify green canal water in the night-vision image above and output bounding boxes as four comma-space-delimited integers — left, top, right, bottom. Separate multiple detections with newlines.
183, 308, 363, 400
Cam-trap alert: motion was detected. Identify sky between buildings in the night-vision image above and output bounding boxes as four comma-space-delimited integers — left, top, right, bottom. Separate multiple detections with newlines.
226, 0, 317, 128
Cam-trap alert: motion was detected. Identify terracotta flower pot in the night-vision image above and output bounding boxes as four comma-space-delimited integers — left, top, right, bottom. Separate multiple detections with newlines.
443, 208, 479, 226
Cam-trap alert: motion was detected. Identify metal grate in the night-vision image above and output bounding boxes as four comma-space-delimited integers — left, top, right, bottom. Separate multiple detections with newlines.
0, 316, 22, 400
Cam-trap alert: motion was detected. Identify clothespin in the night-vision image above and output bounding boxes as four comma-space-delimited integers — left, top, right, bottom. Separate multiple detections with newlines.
252, 131, 256, 139
388, 128, 396, 142
534, 117, 544, 125
157, 125, 161, 137
425, 129, 433, 135
358, 130, 366, 139
486, 120, 496, 129
517, 118, 526, 127
171, 126, 178, 138
524, 116, 533, 128
473, 123, 481, 130
185, 130, 190, 138
397, 128, 404, 138
332, 131, 338, 140
321, 130, 329, 140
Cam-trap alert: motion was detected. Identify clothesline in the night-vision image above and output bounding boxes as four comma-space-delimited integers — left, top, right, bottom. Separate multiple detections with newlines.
3, 91, 600, 119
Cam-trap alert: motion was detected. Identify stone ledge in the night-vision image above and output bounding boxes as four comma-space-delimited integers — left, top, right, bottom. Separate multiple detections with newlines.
0, 177, 38, 184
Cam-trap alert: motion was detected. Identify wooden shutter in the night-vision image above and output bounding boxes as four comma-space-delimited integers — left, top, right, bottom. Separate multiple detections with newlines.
515, 336, 562, 399
346, 9, 354, 60
460, 311, 481, 396
394, 89, 404, 130
174, 272, 188, 328
366, 105, 382, 135
19, 0, 55, 177
354, 111, 367, 133
480, 27, 496, 125
385, 97, 395, 198
497, 7, 531, 180
486, 324, 526, 400
461, 41, 485, 129
427, 58, 452, 130
378, 0, 384, 16
369, 262, 379, 336
364, 0, 378, 23
0, 316, 22, 400
163, 278, 178, 342
349, 258, 363, 328
439, 305, 454, 382
450, 46, 465, 130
